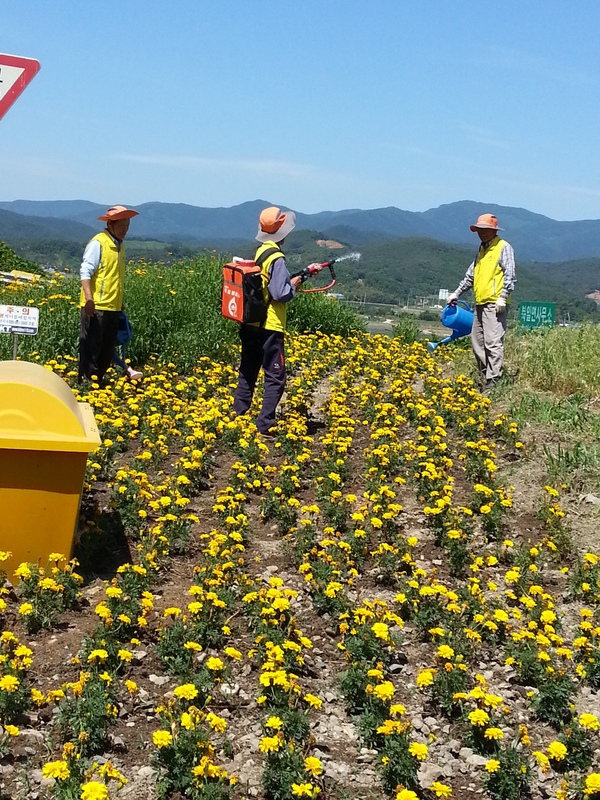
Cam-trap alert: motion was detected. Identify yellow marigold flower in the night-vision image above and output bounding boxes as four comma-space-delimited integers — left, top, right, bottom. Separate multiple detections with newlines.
265, 716, 284, 730
18, 603, 34, 616
547, 741, 567, 761
304, 693, 323, 709
153, 730, 173, 748
372, 681, 395, 701
416, 669, 435, 688
396, 790, 418, 800
532, 751, 550, 771
80, 783, 110, 800
3, 725, 18, 736
468, 709, 490, 727
87, 649, 108, 664
117, 649, 133, 662
206, 657, 225, 671
584, 774, 600, 796
485, 760, 500, 773
372, 622, 390, 640
579, 713, 599, 731
430, 782, 452, 797
42, 760, 71, 780
14, 563, 32, 580
259, 735, 281, 753
408, 742, 428, 760
205, 712, 227, 733
291, 784, 320, 797
484, 728, 504, 740
304, 756, 323, 776
173, 684, 198, 700
0, 675, 19, 692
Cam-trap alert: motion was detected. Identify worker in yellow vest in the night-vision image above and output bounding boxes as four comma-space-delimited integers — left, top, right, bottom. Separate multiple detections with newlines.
447, 213, 516, 391
232, 206, 320, 435
78, 205, 141, 384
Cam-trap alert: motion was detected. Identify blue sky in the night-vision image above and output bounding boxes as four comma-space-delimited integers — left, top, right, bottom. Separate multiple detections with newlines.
1, 1, 599, 220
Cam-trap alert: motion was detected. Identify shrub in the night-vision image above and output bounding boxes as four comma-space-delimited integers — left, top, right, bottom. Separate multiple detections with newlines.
393, 314, 421, 344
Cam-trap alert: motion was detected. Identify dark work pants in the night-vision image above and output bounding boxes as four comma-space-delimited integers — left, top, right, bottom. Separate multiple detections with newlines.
78, 308, 119, 383
233, 325, 286, 433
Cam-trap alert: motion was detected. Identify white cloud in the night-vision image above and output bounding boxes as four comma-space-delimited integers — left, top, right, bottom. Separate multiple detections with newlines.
111, 152, 330, 181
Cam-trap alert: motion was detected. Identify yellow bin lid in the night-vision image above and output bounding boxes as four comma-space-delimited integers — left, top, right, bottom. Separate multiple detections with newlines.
0, 361, 101, 452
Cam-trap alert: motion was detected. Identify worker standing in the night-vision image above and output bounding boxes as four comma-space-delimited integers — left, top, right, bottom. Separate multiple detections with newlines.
232, 206, 307, 435
78, 205, 141, 384
446, 213, 516, 391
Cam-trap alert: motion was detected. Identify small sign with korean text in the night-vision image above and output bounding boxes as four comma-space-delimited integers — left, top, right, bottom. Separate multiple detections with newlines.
0, 305, 39, 335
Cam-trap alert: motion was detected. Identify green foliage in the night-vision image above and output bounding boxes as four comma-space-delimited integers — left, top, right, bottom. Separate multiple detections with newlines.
16, 558, 83, 632
261, 743, 306, 800
0, 240, 45, 275
393, 313, 422, 345
288, 292, 365, 337
531, 671, 577, 727
55, 675, 117, 756
485, 745, 531, 800
558, 721, 595, 772
377, 731, 419, 793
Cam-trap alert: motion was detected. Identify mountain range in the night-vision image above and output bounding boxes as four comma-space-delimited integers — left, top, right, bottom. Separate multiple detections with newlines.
1, 199, 600, 263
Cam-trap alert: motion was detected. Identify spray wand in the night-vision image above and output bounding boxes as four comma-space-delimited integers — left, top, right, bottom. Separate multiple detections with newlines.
291, 259, 337, 294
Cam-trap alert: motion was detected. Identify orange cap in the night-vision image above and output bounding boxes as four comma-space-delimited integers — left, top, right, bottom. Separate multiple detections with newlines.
259, 207, 286, 233
98, 205, 139, 222
470, 213, 503, 232
256, 206, 296, 243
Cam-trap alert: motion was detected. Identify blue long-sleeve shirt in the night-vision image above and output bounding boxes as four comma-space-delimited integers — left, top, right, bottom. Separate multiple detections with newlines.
267, 256, 296, 303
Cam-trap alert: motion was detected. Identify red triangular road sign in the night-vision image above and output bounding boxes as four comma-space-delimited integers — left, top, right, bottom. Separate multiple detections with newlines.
0, 53, 40, 121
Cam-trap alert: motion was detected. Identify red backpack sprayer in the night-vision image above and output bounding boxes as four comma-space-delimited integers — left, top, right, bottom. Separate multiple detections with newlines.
221, 252, 358, 324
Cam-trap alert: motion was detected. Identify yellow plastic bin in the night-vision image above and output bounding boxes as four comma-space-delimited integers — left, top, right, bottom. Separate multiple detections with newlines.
0, 361, 101, 578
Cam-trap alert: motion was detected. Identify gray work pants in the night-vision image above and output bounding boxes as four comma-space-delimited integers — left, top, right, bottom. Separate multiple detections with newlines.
471, 303, 507, 383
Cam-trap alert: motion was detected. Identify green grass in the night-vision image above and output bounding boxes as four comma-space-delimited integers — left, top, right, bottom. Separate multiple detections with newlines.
543, 441, 600, 490
505, 324, 600, 395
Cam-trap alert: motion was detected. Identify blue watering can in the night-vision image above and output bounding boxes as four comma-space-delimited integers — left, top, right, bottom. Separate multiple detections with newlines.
427, 300, 474, 353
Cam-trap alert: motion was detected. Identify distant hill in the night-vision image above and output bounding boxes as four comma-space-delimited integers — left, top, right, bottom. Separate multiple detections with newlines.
0, 208, 96, 242
1, 199, 600, 261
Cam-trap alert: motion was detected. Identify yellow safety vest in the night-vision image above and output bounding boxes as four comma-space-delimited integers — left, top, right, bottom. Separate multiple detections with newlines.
252, 240, 288, 332
473, 237, 509, 305
79, 230, 125, 311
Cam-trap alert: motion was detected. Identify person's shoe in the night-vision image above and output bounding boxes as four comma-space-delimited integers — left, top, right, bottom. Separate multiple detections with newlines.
126, 366, 143, 381
258, 427, 277, 438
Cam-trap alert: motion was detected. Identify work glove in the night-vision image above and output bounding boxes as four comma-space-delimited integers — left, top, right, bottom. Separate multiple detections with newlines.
495, 297, 507, 314
446, 293, 458, 305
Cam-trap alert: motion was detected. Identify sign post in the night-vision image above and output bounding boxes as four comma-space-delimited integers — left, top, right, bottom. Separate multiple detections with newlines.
0, 54, 40, 121
0, 305, 40, 359
518, 301, 556, 329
